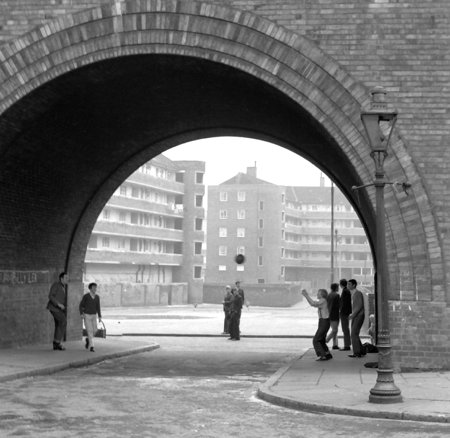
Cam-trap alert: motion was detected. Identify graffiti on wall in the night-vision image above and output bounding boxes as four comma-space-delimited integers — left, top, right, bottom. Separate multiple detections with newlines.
0, 271, 50, 285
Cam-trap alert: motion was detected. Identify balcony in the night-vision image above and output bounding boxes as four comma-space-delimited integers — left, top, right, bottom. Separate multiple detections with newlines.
85, 249, 183, 266
284, 223, 366, 236
282, 258, 331, 268
282, 258, 373, 269
108, 196, 184, 217
127, 173, 184, 194
284, 210, 358, 220
93, 221, 184, 241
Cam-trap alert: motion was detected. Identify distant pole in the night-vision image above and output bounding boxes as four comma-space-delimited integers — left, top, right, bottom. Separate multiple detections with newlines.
335, 229, 339, 280
330, 182, 334, 285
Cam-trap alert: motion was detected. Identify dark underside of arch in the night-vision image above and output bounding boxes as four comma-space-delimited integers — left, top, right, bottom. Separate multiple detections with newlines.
0, 54, 372, 270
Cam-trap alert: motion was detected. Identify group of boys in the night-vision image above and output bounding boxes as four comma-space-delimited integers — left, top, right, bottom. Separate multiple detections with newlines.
222, 281, 245, 341
326, 278, 366, 358
46, 272, 102, 352
302, 278, 367, 361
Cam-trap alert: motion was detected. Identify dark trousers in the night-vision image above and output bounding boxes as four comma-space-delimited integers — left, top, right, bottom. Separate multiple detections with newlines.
351, 313, 365, 355
223, 311, 231, 333
340, 313, 351, 348
49, 308, 67, 343
313, 318, 330, 357
229, 310, 241, 340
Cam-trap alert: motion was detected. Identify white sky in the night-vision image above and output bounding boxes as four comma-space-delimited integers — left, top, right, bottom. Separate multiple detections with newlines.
163, 137, 332, 187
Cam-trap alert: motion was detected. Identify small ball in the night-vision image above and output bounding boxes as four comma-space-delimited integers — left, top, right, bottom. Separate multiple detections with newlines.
235, 254, 245, 264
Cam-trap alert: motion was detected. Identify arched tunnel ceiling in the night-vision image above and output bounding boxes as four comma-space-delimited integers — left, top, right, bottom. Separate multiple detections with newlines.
0, 54, 368, 269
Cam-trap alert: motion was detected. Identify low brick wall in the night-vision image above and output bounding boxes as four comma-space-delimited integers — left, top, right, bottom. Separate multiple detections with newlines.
87, 282, 189, 307
203, 283, 309, 307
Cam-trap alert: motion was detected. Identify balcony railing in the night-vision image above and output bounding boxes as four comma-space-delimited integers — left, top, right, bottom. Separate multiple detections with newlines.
93, 221, 184, 241
284, 223, 366, 235
282, 258, 373, 269
127, 173, 185, 194
85, 249, 183, 266
108, 196, 184, 217
284, 209, 358, 220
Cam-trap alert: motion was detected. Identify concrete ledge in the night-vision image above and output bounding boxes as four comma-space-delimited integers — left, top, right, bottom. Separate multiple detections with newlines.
0, 343, 159, 383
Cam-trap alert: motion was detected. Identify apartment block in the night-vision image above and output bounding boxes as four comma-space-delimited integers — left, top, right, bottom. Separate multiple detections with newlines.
85, 155, 205, 305
206, 167, 373, 290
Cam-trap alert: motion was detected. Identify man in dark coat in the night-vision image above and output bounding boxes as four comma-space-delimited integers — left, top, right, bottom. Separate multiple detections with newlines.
348, 278, 365, 357
47, 272, 68, 350
325, 283, 341, 349
228, 287, 243, 341
222, 285, 233, 334
339, 278, 352, 351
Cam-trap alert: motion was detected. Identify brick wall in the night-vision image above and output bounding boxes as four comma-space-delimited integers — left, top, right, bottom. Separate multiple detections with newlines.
0, 273, 83, 348
391, 301, 450, 371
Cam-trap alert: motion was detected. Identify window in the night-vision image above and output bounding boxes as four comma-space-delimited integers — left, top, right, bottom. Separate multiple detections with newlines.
259, 219, 264, 229
102, 209, 110, 220
258, 236, 264, 247
175, 172, 184, 183
130, 213, 138, 224
131, 187, 139, 198
220, 191, 228, 202
237, 246, 245, 255
236, 265, 244, 272
237, 210, 246, 219
120, 185, 127, 196
219, 246, 227, 256
237, 228, 245, 238
281, 266, 285, 277
220, 210, 228, 219
281, 193, 285, 203
196, 172, 204, 184
119, 212, 126, 222
257, 278, 265, 284
258, 255, 263, 266
195, 218, 203, 231
219, 265, 227, 271
281, 247, 285, 257
281, 211, 285, 222
130, 239, 137, 251
102, 237, 110, 248
117, 238, 126, 249
88, 236, 97, 249
259, 200, 264, 210
219, 227, 227, 237
238, 191, 246, 202
193, 266, 202, 279
281, 229, 285, 240
194, 242, 202, 255
195, 195, 203, 207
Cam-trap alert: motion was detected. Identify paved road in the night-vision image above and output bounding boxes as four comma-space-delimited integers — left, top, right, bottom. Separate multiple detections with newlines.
1, 337, 448, 438
101, 302, 329, 337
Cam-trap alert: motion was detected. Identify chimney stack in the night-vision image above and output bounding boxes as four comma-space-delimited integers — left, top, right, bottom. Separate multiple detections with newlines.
247, 161, 257, 178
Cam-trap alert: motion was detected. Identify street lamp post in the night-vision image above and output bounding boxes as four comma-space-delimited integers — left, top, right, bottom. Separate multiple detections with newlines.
360, 86, 402, 404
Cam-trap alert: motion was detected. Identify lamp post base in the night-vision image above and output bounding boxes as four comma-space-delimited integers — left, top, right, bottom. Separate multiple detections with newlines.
369, 369, 403, 404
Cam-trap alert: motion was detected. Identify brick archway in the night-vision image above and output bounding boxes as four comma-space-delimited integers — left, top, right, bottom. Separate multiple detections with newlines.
0, 1, 444, 353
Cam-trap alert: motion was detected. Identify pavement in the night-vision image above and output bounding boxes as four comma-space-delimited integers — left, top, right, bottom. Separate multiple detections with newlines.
258, 348, 450, 424
0, 337, 160, 383
1, 304, 450, 425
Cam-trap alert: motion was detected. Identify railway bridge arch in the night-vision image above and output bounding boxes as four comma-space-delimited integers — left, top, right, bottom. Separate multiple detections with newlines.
0, 0, 448, 369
